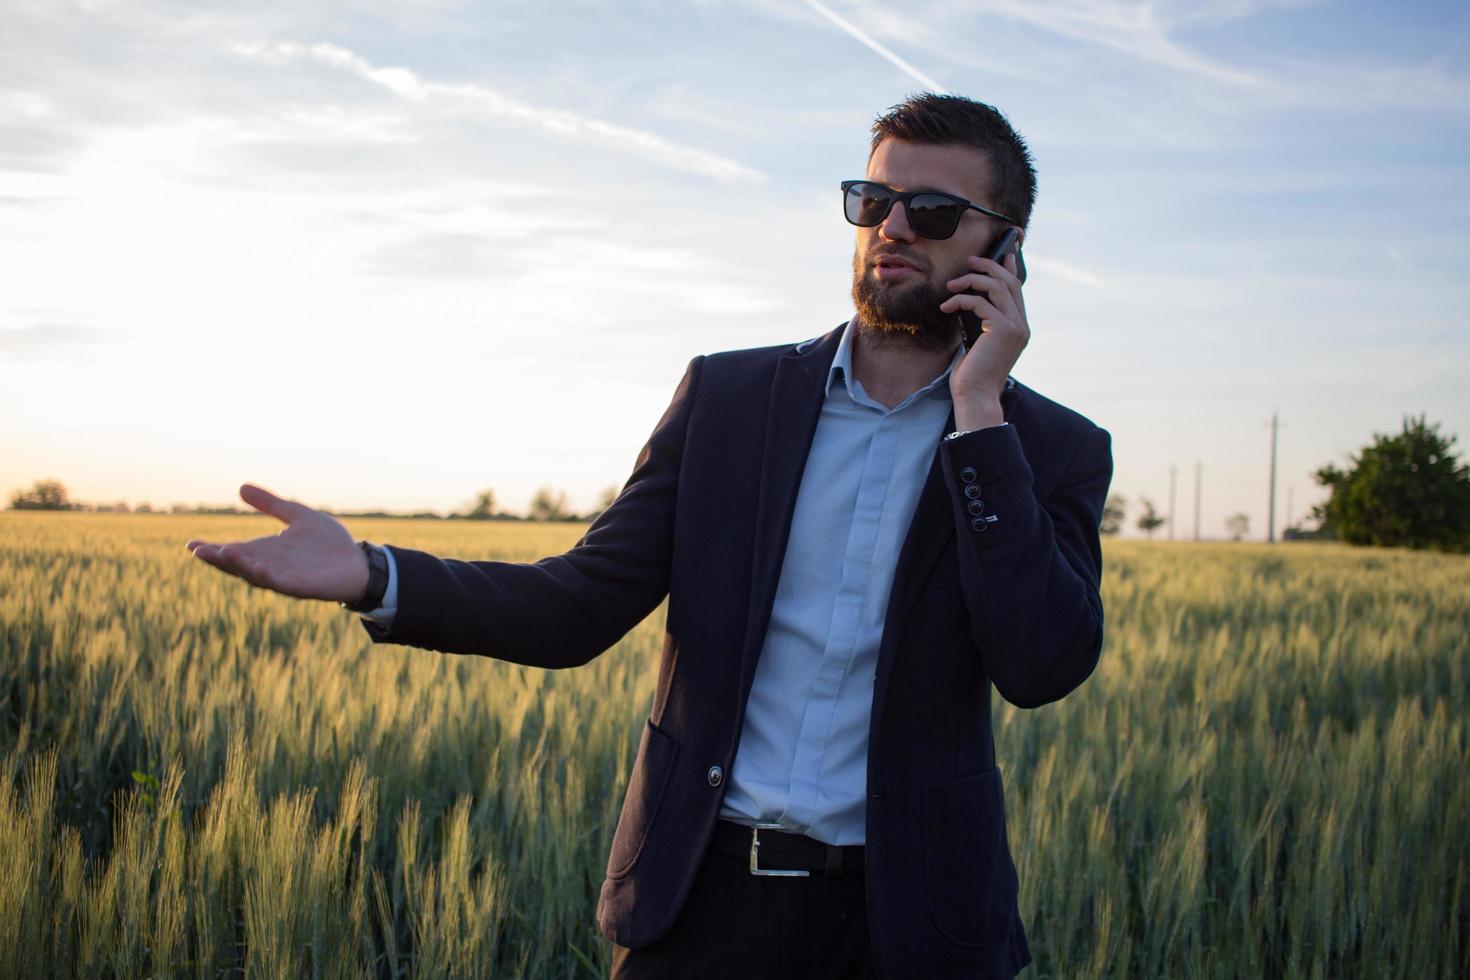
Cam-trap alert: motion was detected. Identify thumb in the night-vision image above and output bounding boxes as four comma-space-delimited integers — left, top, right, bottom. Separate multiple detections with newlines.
239, 483, 311, 525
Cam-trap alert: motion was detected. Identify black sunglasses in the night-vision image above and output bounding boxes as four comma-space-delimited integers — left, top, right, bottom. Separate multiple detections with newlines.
841, 180, 1017, 240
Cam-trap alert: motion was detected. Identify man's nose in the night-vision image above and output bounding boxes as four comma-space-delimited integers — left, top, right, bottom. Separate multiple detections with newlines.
878, 201, 917, 243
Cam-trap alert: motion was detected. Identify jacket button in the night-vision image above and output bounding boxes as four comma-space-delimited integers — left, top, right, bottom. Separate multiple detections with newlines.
707, 765, 724, 787
964, 483, 982, 500
960, 466, 978, 483
967, 499, 985, 516
971, 516, 990, 533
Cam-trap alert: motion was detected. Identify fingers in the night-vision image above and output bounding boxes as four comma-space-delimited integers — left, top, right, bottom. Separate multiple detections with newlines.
949, 267, 1019, 315
944, 273, 1014, 316
942, 284, 1030, 355
188, 539, 255, 581
969, 252, 1021, 288
939, 291, 1004, 320
189, 539, 289, 597
239, 483, 311, 525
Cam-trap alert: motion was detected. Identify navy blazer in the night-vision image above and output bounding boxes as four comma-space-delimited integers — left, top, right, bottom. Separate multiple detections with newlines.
363, 323, 1112, 979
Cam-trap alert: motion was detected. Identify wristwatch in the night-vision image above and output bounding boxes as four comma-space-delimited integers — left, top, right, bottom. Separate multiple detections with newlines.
945, 422, 1008, 440
342, 541, 389, 613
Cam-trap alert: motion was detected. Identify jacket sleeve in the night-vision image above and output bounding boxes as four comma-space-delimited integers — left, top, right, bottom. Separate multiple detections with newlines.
358, 356, 704, 668
939, 422, 1112, 708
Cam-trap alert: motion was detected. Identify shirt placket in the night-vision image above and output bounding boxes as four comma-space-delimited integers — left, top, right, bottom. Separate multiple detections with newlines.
784, 404, 901, 828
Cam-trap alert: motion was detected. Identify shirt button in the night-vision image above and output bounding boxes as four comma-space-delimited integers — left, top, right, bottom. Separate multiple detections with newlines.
707, 765, 724, 787
960, 466, 978, 483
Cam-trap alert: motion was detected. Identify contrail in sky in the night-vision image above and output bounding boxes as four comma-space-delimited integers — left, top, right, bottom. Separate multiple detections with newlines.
234, 40, 767, 184
801, 0, 950, 94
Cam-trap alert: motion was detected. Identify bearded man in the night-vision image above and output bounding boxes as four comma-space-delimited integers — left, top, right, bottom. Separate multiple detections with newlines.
189, 93, 1113, 979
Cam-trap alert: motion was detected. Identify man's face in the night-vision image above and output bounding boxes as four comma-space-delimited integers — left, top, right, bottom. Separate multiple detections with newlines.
851, 138, 1008, 350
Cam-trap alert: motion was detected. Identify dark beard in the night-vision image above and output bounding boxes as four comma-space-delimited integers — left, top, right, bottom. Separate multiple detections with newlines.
850, 265, 960, 353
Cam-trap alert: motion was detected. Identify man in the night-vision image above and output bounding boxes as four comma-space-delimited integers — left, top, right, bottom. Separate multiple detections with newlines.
188, 93, 1112, 979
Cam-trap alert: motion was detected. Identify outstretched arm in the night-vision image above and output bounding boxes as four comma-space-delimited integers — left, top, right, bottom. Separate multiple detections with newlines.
365, 357, 701, 666
186, 357, 703, 670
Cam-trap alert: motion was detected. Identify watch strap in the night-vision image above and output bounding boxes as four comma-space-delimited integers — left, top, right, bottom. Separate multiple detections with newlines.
342, 541, 390, 613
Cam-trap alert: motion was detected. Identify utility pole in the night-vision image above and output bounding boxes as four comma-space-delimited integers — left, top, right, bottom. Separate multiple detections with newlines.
1168, 464, 1177, 541
1193, 460, 1202, 541
1268, 411, 1279, 543
1286, 485, 1294, 535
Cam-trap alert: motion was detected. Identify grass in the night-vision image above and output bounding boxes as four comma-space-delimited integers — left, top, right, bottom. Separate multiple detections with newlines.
0, 512, 1465, 977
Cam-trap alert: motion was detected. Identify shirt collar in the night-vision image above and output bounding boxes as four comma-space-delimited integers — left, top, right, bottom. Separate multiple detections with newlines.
826, 321, 966, 404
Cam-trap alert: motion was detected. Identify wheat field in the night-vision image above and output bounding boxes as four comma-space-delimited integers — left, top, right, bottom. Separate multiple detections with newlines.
0, 512, 1465, 978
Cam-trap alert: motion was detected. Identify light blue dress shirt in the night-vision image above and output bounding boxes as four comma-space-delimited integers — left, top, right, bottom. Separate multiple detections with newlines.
363, 326, 967, 845
716, 325, 960, 844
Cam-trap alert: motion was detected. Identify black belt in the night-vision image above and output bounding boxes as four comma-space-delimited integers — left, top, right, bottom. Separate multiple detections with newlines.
712, 820, 865, 876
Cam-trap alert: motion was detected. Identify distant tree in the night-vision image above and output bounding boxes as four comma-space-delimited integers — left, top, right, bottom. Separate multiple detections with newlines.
1225, 512, 1250, 541
464, 488, 498, 520
528, 486, 571, 522
135, 503, 154, 514
584, 485, 620, 521
1282, 522, 1328, 541
1312, 415, 1470, 552
1136, 497, 1164, 540
1100, 493, 1126, 536
9, 479, 73, 510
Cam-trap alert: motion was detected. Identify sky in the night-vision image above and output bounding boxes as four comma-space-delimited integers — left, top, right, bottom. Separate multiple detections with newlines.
2, 0, 1467, 539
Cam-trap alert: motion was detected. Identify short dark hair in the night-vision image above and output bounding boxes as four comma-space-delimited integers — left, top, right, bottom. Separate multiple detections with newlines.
870, 93, 1037, 229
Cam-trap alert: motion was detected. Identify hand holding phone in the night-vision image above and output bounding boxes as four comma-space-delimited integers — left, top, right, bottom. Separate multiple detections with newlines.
943, 227, 1031, 427
957, 227, 1026, 349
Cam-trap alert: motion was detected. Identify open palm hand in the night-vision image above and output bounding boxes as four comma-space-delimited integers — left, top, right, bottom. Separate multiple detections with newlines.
186, 483, 369, 604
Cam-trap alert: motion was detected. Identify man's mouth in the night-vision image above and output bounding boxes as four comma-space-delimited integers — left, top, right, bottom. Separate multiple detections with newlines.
873, 254, 922, 281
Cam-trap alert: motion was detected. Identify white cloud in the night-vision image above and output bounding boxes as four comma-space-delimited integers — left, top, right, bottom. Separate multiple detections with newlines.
0, 319, 122, 361
233, 40, 768, 184
1265, 57, 1470, 112
958, 0, 1272, 89
1025, 255, 1107, 288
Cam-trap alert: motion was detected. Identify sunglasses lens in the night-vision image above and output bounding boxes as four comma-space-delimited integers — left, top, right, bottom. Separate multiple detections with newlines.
906, 194, 963, 239
843, 183, 965, 239
844, 182, 893, 227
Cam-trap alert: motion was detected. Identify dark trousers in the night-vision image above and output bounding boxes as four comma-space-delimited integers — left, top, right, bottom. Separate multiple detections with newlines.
610, 843, 877, 979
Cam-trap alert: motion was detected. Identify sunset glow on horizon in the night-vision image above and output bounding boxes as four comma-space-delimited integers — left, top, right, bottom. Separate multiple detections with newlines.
4, 0, 1467, 537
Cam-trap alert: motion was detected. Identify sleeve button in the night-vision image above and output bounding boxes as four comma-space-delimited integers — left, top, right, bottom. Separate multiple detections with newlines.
967, 499, 985, 516
959, 466, 978, 484
964, 484, 982, 500
971, 516, 990, 533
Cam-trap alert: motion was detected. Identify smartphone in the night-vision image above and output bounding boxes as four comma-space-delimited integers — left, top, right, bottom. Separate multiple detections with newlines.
958, 228, 1026, 349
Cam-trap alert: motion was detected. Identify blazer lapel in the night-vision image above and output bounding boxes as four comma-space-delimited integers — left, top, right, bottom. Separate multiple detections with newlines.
869, 419, 952, 737
869, 380, 1021, 739
739, 326, 843, 690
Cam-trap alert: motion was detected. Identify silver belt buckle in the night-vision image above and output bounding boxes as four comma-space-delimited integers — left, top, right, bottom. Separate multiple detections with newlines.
749, 822, 811, 877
